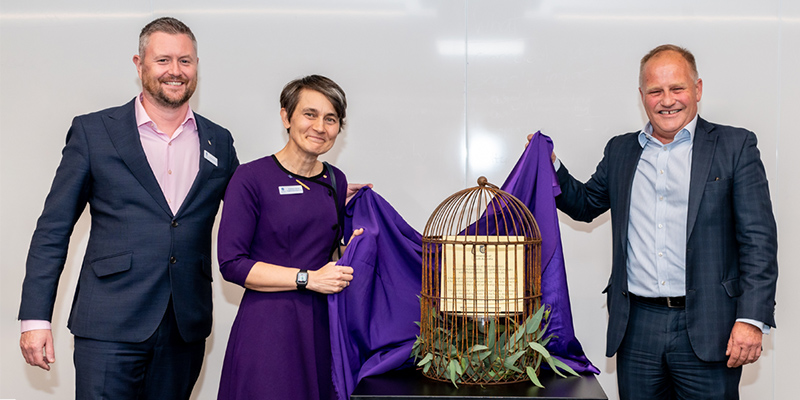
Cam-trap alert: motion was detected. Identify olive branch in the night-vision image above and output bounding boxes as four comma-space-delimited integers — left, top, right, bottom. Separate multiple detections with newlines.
410, 303, 578, 388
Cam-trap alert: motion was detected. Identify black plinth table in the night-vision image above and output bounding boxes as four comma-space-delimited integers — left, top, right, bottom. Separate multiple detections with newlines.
350, 368, 607, 400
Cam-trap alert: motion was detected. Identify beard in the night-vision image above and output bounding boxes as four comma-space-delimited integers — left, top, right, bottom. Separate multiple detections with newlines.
141, 73, 197, 109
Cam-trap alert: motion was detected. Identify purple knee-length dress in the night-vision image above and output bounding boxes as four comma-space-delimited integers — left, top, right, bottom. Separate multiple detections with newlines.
217, 155, 347, 400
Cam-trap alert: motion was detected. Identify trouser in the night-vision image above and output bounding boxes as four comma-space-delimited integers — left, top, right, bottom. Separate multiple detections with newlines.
617, 296, 741, 400
73, 300, 205, 400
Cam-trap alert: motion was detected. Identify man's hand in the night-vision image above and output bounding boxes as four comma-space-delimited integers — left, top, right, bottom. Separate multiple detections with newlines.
726, 321, 763, 368
20, 329, 55, 371
525, 133, 556, 162
346, 183, 373, 205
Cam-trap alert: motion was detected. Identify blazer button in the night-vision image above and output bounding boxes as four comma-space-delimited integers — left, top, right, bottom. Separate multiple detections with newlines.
171, 220, 179, 227
170, 257, 177, 264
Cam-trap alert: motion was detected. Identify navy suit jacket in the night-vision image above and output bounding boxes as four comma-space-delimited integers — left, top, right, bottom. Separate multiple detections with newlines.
19, 98, 239, 343
555, 117, 778, 362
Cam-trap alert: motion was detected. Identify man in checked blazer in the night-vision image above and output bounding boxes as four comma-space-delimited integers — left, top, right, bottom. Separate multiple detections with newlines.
552, 44, 778, 399
18, 17, 238, 399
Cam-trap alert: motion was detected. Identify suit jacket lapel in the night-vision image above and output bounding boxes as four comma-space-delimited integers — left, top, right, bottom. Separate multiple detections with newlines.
104, 99, 173, 217
176, 115, 216, 217
686, 117, 717, 241
617, 134, 645, 251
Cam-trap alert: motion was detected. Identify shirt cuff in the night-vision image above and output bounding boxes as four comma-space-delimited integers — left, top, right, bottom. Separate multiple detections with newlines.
553, 157, 561, 171
21, 320, 51, 333
736, 318, 770, 334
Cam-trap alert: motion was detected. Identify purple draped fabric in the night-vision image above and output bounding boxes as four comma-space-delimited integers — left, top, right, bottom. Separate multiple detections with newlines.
329, 189, 422, 400
500, 132, 599, 375
329, 131, 598, 399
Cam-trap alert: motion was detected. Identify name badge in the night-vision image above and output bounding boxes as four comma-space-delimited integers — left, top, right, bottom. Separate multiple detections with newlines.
204, 150, 218, 167
279, 185, 303, 195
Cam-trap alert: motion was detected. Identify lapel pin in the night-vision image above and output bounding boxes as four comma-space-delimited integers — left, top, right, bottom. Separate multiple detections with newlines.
207, 139, 212, 145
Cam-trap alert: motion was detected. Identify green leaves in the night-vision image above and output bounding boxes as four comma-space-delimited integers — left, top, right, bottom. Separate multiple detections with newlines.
448, 359, 464, 387
549, 356, 579, 378
526, 366, 544, 388
417, 352, 434, 367
527, 341, 551, 359
410, 303, 575, 388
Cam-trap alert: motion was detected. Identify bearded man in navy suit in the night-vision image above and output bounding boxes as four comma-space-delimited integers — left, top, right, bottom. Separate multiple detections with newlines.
18, 17, 238, 399
552, 44, 778, 399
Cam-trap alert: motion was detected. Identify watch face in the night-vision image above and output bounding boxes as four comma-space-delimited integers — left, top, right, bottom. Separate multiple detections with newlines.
297, 272, 308, 284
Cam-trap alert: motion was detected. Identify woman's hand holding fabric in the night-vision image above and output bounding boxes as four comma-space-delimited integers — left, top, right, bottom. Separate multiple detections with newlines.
308, 262, 354, 294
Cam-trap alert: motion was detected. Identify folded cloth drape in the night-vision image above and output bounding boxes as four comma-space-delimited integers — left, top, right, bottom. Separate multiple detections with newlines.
329, 132, 598, 400
499, 132, 599, 375
329, 188, 423, 400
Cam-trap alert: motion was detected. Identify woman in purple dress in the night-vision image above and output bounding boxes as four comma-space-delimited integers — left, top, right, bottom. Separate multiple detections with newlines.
217, 75, 362, 400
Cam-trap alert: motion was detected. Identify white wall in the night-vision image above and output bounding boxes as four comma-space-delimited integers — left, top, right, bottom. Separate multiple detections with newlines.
1, 1, 796, 399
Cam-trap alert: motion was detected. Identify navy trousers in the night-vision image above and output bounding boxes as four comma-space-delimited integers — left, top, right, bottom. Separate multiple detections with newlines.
73, 300, 205, 400
616, 296, 741, 400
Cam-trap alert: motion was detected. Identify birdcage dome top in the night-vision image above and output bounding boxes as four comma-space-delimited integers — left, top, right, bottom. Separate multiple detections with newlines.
422, 176, 541, 243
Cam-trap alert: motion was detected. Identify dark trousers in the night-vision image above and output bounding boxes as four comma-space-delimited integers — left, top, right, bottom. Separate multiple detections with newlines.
73, 300, 205, 400
616, 296, 741, 400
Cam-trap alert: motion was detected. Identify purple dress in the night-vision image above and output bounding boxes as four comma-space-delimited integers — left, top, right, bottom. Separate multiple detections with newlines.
217, 155, 347, 400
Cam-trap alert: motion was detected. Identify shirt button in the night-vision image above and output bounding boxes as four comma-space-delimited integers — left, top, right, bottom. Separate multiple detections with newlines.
168, 170, 173, 175
658, 252, 663, 257
170, 257, 177, 264
660, 170, 664, 174
659, 196, 664, 201
658, 224, 663, 229
661, 281, 666, 286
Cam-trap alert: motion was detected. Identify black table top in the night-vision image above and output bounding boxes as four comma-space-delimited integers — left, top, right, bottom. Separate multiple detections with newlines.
351, 368, 607, 399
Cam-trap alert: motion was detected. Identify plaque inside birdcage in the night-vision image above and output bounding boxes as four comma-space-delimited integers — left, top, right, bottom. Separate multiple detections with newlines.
412, 176, 554, 386
440, 235, 526, 314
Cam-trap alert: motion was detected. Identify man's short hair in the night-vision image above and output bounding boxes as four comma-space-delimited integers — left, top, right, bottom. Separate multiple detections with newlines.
280, 75, 348, 132
139, 17, 197, 57
639, 44, 698, 88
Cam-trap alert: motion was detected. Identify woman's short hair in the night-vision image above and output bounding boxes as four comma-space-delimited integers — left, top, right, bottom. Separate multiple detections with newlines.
280, 75, 347, 131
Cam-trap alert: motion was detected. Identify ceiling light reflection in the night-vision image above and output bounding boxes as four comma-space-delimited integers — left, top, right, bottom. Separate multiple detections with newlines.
437, 40, 525, 57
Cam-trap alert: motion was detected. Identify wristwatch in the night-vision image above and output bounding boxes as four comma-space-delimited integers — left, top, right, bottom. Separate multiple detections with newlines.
296, 269, 308, 290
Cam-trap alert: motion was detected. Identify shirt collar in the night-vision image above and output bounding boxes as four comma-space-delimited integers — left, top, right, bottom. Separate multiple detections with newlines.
134, 92, 196, 133
638, 114, 698, 148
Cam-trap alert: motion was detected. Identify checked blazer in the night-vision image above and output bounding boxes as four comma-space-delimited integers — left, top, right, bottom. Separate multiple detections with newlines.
19, 98, 239, 343
555, 117, 778, 362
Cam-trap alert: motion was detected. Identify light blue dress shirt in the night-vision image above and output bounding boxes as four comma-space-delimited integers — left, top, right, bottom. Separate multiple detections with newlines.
626, 118, 695, 298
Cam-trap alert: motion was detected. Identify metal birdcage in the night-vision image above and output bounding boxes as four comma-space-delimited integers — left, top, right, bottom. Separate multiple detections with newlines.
418, 176, 542, 385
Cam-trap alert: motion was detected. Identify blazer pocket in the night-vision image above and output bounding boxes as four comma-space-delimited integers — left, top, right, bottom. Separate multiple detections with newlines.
90, 252, 132, 277
601, 278, 612, 294
705, 177, 732, 191
722, 278, 742, 298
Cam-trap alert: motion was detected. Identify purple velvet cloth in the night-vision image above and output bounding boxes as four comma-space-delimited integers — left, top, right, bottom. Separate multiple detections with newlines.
329, 188, 422, 400
500, 132, 599, 375
329, 132, 597, 399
